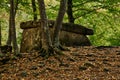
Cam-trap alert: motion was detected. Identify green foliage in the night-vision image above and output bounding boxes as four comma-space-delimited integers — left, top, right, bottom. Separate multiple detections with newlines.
0, 0, 120, 46
77, 12, 120, 46
71, 0, 120, 46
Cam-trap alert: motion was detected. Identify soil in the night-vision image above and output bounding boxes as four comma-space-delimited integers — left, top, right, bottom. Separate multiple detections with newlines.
0, 46, 120, 80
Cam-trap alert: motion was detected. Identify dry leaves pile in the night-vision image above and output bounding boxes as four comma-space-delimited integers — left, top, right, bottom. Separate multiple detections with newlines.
0, 46, 120, 80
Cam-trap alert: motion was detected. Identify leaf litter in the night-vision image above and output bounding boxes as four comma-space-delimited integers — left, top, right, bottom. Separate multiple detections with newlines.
0, 46, 120, 80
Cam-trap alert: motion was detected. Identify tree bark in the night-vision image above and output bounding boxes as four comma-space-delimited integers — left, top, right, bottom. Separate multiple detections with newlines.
7, 0, 19, 46
67, 0, 75, 23
14, 0, 19, 16
53, 0, 67, 48
9, 0, 19, 54
0, 21, 1, 46
31, 0, 37, 21
37, 0, 52, 54
7, 15, 12, 46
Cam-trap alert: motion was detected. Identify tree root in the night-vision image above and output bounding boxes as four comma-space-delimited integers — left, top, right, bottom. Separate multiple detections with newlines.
36, 44, 69, 59
38, 47, 62, 58
57, 44, 70, 51
53, 50, 76, 65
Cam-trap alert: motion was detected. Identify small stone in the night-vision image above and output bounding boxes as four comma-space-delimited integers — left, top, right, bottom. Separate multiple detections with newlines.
103, 68, 110, 72
88, 59, 95, 61
38, 62, 45, 67
32, 72, 39, 77
20, 71, 28, 77
85, 53, 96, 57
67, 57, 75, 62
59, 63, 69, 67
84, 62, 95, 68
30, 66, 37, 70
79, 66, 87, 71
117, 53, 120, 55
71, 52, 80, 56
73, 78, 80, 80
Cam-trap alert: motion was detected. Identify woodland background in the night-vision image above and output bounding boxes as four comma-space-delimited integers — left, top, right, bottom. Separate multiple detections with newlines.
0, 0, 120, 47
0, 0, 120, 79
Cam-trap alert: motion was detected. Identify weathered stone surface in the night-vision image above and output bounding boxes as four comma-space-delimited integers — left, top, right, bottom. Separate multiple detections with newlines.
20, 28, 91, 53
20, 20, 94, 35
20, 20, 93, 53
20, 28, 41, 53
60, 31, 91, 46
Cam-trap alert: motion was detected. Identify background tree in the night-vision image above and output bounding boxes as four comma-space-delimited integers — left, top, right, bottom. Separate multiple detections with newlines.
67, 0, 74, 23
9, 0, 19, 54
7, 0, 19, 46
31, 0, 37, 21
37, 0, 67, 56
0, 21, 1, 46
37, 0, 52, 55
53, 0, 67, 50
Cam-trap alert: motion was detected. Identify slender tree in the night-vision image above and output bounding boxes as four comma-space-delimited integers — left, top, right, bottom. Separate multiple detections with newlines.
0, 21, 1, 54
0, 21, 1, 46
37, 0, 52, 54
53, 0, 67, 49
7, 14, 12, 46
67, 0, 75, 23
37, 0, 67, 56
14, 0, 19, 16
9, 0, 19, 54
31, 0, 37, 21
7, 0, 19, 46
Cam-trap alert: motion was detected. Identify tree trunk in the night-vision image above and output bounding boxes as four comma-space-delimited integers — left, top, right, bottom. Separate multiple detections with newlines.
31, 0, 37, 21
7, 16, 12, 46
9, 0, 19, 54
67, 0, 75, 23
53, 0, 67, 49
37, 0, 52, 54
7, 0, 19, 46
0, 21, 1, 46
14, 0, 19, 16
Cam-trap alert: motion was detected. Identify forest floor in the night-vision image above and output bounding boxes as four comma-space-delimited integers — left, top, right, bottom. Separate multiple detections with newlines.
0, 46, 120, 80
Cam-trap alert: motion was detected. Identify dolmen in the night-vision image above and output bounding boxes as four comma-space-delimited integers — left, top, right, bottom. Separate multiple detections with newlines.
20, 20, 94, 53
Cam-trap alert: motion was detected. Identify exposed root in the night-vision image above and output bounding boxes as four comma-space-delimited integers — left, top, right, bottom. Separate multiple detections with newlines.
39, 47, 53, 58
58, 44, 70, 51
35, 44, 70, 59
53, 49, 76, 65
